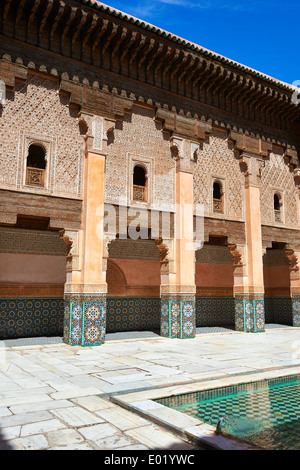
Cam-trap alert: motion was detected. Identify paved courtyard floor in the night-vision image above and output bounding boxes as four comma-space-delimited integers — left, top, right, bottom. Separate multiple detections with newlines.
0, 325, 300, 451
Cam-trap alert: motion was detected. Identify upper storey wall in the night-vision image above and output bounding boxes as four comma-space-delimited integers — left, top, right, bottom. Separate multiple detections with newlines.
260, 149, 300, 229
105, 104, 175, 211
0, 73, 83, 199
193, 128, 244, 221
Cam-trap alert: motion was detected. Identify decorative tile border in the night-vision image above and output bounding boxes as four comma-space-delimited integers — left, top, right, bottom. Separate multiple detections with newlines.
0, 298, 64, 340
161, 294, 196, 339
196, 297, 235, 327
110, 368, 300, 450
106, 297, 160, 333
64, 294, 106, 346
292, 294, 300, 327
234, 295, 265, 333
264, 297, 293, 325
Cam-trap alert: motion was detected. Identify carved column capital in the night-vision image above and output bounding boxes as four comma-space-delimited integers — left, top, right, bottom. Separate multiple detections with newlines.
155, 238, 175, 274
78, 112, 116, 155
60, 229, 80, 273
170, 135, 200, 173
239, 153, 265, 187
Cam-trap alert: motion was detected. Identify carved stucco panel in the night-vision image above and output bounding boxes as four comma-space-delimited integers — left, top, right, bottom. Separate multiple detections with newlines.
260, 151, 299, 228
193, 129, 244, 220
104, 106, 175, 211
0, 75, 83, 197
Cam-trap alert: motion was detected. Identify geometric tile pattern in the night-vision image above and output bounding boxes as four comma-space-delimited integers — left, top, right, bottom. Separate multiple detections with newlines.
64, 294, 106, 347
160, 294, 196, 339
292, 294, 300, 327
106, 297, 160, 333
156, 374, 300, 450
0, 298, 64, 340
264, 297, 293, 325
234, 295, 265, 333
196, 297, 235, 327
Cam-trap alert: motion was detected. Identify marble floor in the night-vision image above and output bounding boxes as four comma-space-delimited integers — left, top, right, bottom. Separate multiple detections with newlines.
0, 325, 300, 450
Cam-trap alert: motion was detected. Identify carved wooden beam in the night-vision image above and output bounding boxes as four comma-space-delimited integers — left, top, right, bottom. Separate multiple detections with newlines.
3, 0, 13, 21
137, 37, 156, 75
119, 30, 138, 73
91, 18, 109, 64
38, 0, 55, 47
60, 5, 77, 53
110, 28, 128, 67
145, 41, 164, 82
26, 0, 42, 42
15, 0, 27, 27
71, 10, 87, 50
101, 23, 119, 58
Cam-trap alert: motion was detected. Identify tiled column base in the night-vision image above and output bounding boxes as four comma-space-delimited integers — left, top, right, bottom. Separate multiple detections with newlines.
234, 294, 265, 333
64, 294, 106, 346
292, 294, 300, 327
160, 294, 196, 339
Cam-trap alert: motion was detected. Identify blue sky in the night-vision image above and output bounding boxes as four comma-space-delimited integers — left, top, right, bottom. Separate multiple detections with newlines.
103, 0, 299, 86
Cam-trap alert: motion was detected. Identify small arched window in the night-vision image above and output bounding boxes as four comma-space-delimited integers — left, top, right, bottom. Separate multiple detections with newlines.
133, 165, 147, 201
26, 144, 46, 187
274, 193, 282, 222
213, 180, 223, 213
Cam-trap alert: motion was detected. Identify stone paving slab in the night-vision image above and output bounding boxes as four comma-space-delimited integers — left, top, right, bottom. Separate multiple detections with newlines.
0, 327, 300, 450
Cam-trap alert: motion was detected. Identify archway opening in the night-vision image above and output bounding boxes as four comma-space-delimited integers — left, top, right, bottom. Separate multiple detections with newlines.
0, 226, 66, 340
106, 239, 161, 335
263, 242, 293, 327
195, 235, 235, 331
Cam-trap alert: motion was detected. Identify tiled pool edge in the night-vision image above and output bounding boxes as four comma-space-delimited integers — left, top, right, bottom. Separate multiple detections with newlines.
111, 395, 262, 450
110, 366, 300, 451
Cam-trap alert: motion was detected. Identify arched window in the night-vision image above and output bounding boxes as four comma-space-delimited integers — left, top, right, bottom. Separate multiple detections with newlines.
26, 144, 46, 187
274, 193, 282, 222
213, 180, 223, 213
133, 164, 147, 201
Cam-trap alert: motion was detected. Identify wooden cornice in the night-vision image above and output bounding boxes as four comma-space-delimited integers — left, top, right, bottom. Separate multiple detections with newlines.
1, 0, 300, 137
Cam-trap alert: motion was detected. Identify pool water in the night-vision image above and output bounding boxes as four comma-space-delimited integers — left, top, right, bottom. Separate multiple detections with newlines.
155, 375, 300, 450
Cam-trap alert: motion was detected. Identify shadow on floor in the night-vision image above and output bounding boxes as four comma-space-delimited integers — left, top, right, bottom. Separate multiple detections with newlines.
0, 323, 294, 348
0, 427, 15, 450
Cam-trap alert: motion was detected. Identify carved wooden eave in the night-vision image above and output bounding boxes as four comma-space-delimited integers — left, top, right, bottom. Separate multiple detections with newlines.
1, 0, 300, 146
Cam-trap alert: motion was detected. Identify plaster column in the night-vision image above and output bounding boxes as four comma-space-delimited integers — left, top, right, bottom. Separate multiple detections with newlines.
159, 138, 197, 339
234, 156, 265, 333
63, 115, 115, 346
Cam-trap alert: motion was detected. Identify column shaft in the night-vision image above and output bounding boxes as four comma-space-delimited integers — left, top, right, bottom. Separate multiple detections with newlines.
234, 157, 265, 333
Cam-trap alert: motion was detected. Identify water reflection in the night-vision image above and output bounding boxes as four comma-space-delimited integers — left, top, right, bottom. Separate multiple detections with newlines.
158, 375, 300, 450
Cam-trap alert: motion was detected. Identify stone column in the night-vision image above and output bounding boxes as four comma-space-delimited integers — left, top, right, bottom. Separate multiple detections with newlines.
63, 114, 115, 346
234, 155, 265, 332
158, 137, 197, 339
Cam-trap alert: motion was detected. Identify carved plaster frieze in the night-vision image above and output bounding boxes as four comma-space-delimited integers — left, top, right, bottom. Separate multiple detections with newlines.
239, 153, 265, 186
60, 229, 80, 272
170, 135, 200, 173
155, 238, 175, 274
78, 112, 116, 154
